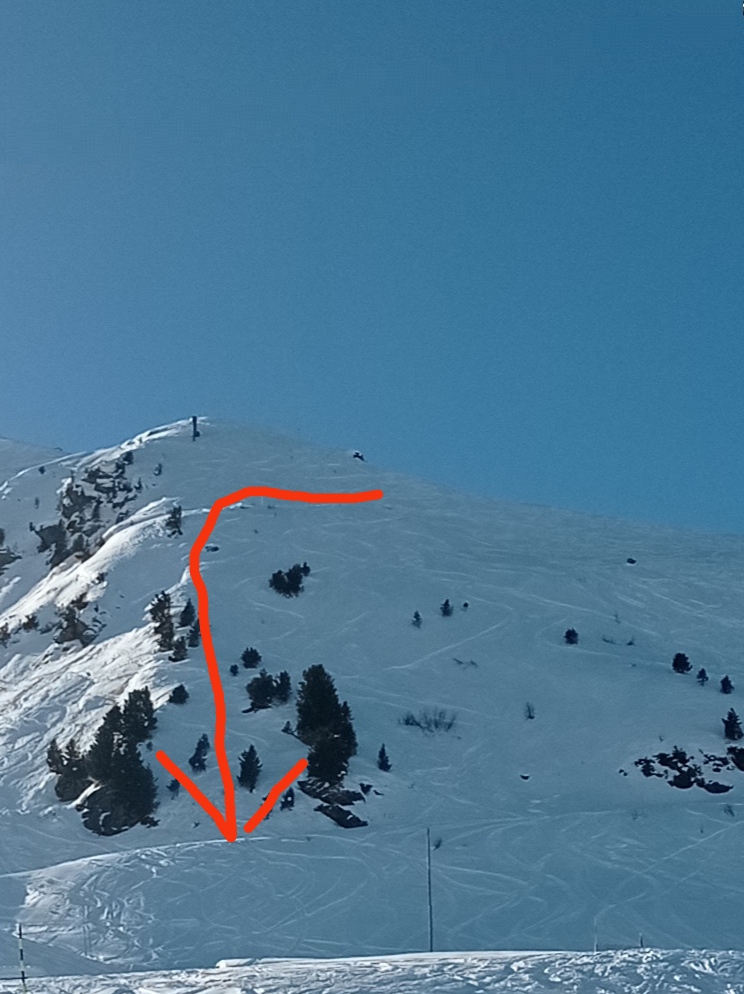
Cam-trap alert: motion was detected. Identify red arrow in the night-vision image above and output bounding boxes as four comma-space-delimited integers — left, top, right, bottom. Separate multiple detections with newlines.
156, 485, 384, 841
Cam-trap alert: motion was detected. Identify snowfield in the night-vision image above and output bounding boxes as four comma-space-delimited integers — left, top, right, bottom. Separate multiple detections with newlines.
1, 418, 744, 992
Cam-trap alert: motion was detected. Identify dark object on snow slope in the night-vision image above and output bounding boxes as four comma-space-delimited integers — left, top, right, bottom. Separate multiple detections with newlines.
315, 803, 367, 828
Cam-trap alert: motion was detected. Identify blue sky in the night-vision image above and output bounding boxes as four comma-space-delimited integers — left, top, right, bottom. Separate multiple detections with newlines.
1, 0, 742, 534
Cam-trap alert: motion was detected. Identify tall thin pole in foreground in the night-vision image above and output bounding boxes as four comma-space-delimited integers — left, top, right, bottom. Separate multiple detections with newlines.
17, 924, 27, 993
426, 827, 434, 953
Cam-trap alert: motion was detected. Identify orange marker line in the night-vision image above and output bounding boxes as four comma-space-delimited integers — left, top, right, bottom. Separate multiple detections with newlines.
156, 486, 384, 842
243, 757, 309, 834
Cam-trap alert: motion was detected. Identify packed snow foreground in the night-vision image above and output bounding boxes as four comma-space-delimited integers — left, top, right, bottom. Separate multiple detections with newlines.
1, 418, 744, 993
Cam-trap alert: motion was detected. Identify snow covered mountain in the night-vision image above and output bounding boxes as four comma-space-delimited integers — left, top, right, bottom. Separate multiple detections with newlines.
2, 417, 744, 989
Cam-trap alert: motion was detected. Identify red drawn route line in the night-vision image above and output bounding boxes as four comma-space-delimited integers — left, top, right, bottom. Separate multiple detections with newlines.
156, 485, 384, 842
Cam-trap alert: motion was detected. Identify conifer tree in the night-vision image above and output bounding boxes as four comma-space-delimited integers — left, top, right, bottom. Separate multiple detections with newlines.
338, 701, 358, 757
178, 598, 196, 628
121, 688, 157, 744
295, 664, 345, 747
54, 739, 92, 802
307, 734, 348, 785
377, 743, 391, 772
46, 738, 66, 775
275, 670, 292, 704
168, 684, 189, 705
86, 705, 124, 783
237, 745, 261, 791
167, 778, 180, 796
564, 628, 578, 645
169, 636, 188, 662
188, 734, 210, 772
723, 709, 743, 741
412, 611, 422, 628
280, 787, 295, 810
149, 591, 175, 651
672, 652, 692, 674
246, 669, 276, 710
108, 740, 157, 826
697, 667, 709, 686
241, 646, 262, 668
721, 675, 734, 694
440, 599, 453, 617
187, 620, 201, 648
165, 505, 182, 537
229, 664, 239, 676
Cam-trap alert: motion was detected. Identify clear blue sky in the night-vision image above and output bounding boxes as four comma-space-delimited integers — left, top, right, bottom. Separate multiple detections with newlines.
1, 1, 742, 533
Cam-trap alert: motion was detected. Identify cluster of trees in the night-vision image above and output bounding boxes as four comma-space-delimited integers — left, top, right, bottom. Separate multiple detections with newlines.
46, 688, 158, 835
411, 601, 469, 627
31, 458, 142, 570
149, 591, 200, 657
269, 562, 310, 597
246, 669, 292, 709
673, 653, 734, 693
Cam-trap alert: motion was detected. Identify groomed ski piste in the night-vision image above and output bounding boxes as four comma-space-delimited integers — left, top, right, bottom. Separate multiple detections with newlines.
2, 418, 744, 993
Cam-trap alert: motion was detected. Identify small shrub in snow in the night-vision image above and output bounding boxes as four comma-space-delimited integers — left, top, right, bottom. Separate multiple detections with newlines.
525, 702, 535, 720
241, 646, 262, 669
168, 684, 189, 705
564, 628, 578, 645
229, 664, 239, 677
401, 708, 457, 733
412, 610, 422, 628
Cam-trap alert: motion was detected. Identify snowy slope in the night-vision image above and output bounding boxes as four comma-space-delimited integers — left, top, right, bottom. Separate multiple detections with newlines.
1, 418, 744, 984
0, 436, 67, 484
3, 949, 744, 994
